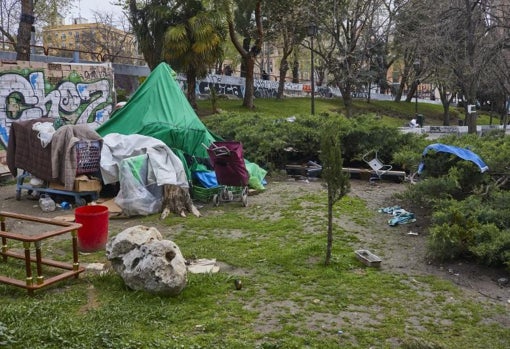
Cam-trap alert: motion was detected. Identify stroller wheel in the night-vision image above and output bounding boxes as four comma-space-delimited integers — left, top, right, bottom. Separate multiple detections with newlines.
213, 194, 220, 206
242, 193, 248, 207
228, 190, 234, 201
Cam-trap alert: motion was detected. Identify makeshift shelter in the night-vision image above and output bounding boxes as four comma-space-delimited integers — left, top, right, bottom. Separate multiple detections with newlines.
96, 62, 266, 188
96, 63, 217, 176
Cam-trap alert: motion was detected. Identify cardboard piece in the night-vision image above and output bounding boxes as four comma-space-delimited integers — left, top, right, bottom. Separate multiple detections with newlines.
49, 175, 101, 192
74, 175, 102, 192
99, 198, 123, 214
53, 214, 75, 222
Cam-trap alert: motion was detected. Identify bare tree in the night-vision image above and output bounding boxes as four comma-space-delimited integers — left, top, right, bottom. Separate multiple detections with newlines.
80, 11, 135, 64
15, 0, 34, 60
8, 0, 73, 60
397, 0, 510, 132
226, 0, 263, 109
264, 0, 308, 99
307, 0, 385, 117
0, 0, 20, 49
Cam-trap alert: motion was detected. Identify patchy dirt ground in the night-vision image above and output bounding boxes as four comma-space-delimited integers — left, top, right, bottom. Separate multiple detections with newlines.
250, 177, 509, 307
0, 175, 508, 306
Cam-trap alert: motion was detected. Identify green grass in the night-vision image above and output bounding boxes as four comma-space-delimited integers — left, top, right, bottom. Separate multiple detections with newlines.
1, 187, 508, 348
197, 97, 495, 128
0, 98, 507, 348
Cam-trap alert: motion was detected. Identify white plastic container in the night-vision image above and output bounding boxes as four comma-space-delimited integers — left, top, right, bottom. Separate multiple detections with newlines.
39, 194, 56, 212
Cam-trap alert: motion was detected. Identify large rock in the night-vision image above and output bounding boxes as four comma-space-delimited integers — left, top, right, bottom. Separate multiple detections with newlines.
106, 225, 187, 296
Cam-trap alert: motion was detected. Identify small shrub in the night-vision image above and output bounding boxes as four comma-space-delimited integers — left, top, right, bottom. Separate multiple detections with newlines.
398, 177, 459, 207
469, 224, 510, 267
203, 112, 423, 171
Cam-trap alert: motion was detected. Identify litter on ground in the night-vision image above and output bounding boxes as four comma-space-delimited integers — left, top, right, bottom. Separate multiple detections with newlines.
186, 259, 220, 274
378, 206, 416, 226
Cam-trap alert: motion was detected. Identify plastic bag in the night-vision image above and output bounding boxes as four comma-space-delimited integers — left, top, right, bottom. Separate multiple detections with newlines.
32, 122, 55, 148
114, 154, 162, 216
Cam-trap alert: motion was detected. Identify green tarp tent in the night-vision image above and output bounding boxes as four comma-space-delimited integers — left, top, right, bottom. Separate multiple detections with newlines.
96, 62, 266, 188
96, 62, 217, 167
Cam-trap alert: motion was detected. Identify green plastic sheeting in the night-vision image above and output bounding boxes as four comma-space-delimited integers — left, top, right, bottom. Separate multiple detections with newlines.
96, 62, 266, 188
96, 62, 218, 161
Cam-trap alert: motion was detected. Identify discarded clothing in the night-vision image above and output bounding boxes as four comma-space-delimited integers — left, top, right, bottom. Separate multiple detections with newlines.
388, 210, 416, 226
378, 206, 401, 214
379, 205, 416, 226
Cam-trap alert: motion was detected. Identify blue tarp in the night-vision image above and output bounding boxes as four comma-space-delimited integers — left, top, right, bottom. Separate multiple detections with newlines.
417, 143, 489, 174
194, 171, 218, 188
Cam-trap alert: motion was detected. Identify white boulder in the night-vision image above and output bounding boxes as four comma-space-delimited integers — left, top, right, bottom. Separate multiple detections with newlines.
106, 225, 187, 296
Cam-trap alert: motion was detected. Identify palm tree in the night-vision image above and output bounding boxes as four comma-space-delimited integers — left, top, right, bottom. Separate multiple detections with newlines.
163, 0, 226, 109
129, 0, 174, 70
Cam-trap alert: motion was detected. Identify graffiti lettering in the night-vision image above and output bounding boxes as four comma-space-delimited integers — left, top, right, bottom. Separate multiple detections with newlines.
198, 81, 244, 99
76, 80, 111, 124
0, 70, 112, 147
81, 69, 108, 80
254, 79, 278, 98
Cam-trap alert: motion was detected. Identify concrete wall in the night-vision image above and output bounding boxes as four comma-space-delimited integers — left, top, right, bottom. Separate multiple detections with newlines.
0, 60, 114, 147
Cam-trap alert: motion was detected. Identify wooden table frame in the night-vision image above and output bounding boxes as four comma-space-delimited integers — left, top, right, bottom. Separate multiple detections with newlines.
0, 211, 85, 295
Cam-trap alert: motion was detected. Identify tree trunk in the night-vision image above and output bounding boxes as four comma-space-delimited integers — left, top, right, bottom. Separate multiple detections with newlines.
277, 60, 289, 99
394, 82, 403, 102
160, 185, 200, 219
292, 60, 299, 83
466, 104, 477, 133
325, 190, 333, 265
405, 81, 418, 103
186, 69, 198, 109
439, 88, 455, 126
242, 56, 255, 109
465, 83, 478, 133
340, 85, 353, 117
240, 38, 251, 78
16, 0, 34, 61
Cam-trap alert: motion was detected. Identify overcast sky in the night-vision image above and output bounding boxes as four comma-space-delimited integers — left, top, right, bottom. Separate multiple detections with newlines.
68, 0, 125, 24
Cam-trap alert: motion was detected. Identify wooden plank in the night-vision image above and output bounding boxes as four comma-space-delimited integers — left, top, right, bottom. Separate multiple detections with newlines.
342, 167, 407, 181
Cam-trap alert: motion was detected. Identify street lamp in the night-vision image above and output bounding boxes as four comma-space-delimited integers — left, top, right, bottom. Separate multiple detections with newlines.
307, 23, 318, 115
413, 59, 421, 116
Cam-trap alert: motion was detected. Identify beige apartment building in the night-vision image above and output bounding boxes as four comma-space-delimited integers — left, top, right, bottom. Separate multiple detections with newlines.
42, 18, 140, 64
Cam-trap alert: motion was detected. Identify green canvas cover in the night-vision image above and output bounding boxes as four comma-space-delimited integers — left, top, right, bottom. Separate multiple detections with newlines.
96, 62, 218, 162
96, 62, 266, 188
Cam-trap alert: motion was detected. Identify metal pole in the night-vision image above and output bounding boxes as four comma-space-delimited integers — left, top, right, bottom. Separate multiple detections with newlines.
0, 3, 4, 50
311, 36, 315, 115
415, 82, 418, 115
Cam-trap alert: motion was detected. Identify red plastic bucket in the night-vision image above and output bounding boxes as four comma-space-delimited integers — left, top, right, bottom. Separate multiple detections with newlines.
75, 205, 109, 252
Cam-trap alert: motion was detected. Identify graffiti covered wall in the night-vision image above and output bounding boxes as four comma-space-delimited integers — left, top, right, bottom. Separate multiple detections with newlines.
0, 60, 114, 147
176, 73, 341, 100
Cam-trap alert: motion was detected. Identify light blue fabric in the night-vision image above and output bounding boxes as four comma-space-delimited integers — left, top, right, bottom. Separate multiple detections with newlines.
417, 143, 489, 174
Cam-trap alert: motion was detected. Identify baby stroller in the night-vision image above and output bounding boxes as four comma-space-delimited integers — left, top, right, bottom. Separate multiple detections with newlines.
206, 141, 249, 207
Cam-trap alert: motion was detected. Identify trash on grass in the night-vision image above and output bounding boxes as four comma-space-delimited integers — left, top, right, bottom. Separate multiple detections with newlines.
186, 258, 220, 274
